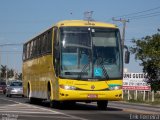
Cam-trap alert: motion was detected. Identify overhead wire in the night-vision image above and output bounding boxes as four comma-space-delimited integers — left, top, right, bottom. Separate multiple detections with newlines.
114, 6, 160, 18
129, 13, 160, 20
0, 51, 22, 54
0, 43, 23, 47
128, 11, 160, 18
112, 6, 160, 20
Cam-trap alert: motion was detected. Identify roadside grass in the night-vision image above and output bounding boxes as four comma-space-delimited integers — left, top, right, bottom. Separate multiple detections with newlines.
122, 91, 160, 106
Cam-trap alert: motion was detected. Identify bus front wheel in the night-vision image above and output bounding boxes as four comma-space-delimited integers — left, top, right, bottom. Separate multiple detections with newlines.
97, 100, 108, 110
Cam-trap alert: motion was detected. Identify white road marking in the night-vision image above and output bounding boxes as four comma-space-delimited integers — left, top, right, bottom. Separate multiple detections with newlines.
0, 97, 20, 104
0, 98, 88, 120
18, 114, 82, 119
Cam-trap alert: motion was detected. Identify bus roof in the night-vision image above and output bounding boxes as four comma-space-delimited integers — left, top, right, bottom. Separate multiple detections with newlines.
24, 20, 118, 44
55, 20, 118, 28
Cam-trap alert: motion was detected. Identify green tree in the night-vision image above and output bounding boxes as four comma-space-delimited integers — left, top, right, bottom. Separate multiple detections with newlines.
0, 65, 7, 79
18, 73, 22, 80
0, 65, 15, 79
131, 32, 160, 92
8, 69, 14, 78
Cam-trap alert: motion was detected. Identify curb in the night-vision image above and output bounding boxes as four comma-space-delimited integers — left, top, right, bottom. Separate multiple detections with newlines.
111, 101, 160, 108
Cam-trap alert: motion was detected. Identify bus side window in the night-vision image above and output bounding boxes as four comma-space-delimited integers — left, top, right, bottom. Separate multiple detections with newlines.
26, 42, 30, 59
23, 44, 27, 60
30, 41, 33, 57
33, 39, 37, 57
40, 36, 44, 54
42, 34, 46, 54
38, 37, 41, 55
47, 30, 52, 53
53, 27, 59, 76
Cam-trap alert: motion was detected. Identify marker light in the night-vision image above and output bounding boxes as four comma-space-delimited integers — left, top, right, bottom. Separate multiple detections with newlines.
109, 85, 122, 90
59, 85, 76, 90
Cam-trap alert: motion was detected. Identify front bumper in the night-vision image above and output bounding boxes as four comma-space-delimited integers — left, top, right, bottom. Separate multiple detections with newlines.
10, 90, 23, 95
58, 89, 122, 101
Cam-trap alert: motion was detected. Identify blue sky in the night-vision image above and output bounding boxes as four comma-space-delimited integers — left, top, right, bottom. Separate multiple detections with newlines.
0, 0, 160, 73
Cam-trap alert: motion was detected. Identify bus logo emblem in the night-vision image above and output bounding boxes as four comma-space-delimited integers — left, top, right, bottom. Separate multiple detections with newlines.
91, 85, 95, 90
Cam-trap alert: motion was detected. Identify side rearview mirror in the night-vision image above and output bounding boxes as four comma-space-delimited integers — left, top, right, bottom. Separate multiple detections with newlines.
125, 51, 130, 64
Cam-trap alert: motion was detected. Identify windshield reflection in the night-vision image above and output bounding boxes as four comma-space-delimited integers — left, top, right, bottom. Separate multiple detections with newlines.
59, 27, 122, 80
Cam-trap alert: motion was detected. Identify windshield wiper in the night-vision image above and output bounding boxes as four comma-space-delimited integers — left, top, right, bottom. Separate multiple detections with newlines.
78, 63, 90, 80
97, 58, 109, 80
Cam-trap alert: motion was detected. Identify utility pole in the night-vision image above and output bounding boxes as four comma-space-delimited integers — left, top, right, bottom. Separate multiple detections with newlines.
0, 43, 23, 81
112, 18, 129, 49
112, 18, 129, 99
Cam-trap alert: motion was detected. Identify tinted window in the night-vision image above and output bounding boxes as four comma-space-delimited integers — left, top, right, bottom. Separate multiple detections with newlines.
0, 82, 6, 85
23, 28, 53, 61
10, 82, 22, 86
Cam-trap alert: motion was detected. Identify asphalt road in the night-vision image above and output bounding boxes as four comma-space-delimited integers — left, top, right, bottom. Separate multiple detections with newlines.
0, 94, 159, 120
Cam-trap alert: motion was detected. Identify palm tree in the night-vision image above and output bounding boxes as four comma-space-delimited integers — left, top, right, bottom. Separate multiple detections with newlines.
0, 65, 7, 79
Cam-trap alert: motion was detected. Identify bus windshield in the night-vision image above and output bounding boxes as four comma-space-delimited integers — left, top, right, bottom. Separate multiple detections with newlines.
59, 27, 123, 80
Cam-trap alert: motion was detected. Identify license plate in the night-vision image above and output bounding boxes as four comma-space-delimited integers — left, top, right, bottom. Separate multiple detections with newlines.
87, 94, 98, 98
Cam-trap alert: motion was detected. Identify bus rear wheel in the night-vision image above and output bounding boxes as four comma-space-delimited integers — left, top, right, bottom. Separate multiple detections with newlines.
47, 83, 52, 107
97, 100, 108, 110
27, 84, 35, 103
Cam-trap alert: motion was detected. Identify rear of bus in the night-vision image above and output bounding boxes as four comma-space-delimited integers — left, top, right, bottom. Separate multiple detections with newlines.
53, 20, 123, 109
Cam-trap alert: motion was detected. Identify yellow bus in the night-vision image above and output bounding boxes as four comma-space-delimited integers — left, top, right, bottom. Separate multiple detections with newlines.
23, 20, 126, 110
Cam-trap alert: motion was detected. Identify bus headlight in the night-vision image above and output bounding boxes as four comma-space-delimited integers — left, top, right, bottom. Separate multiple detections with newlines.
109, 85, 122, 90
59, 85, 76, 90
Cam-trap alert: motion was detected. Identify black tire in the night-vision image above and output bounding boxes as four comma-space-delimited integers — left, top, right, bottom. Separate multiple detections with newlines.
8, 94, 12, 98
97, 100, 108, 110
47, 82, 54, 108
63, 101, 76, 106
50, 100, 54, 108
3, 91, 6, 95
27, 84, 30, 98
29, 97, 37, 104
50, 100, 61, 108
27, 84, 34, 103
